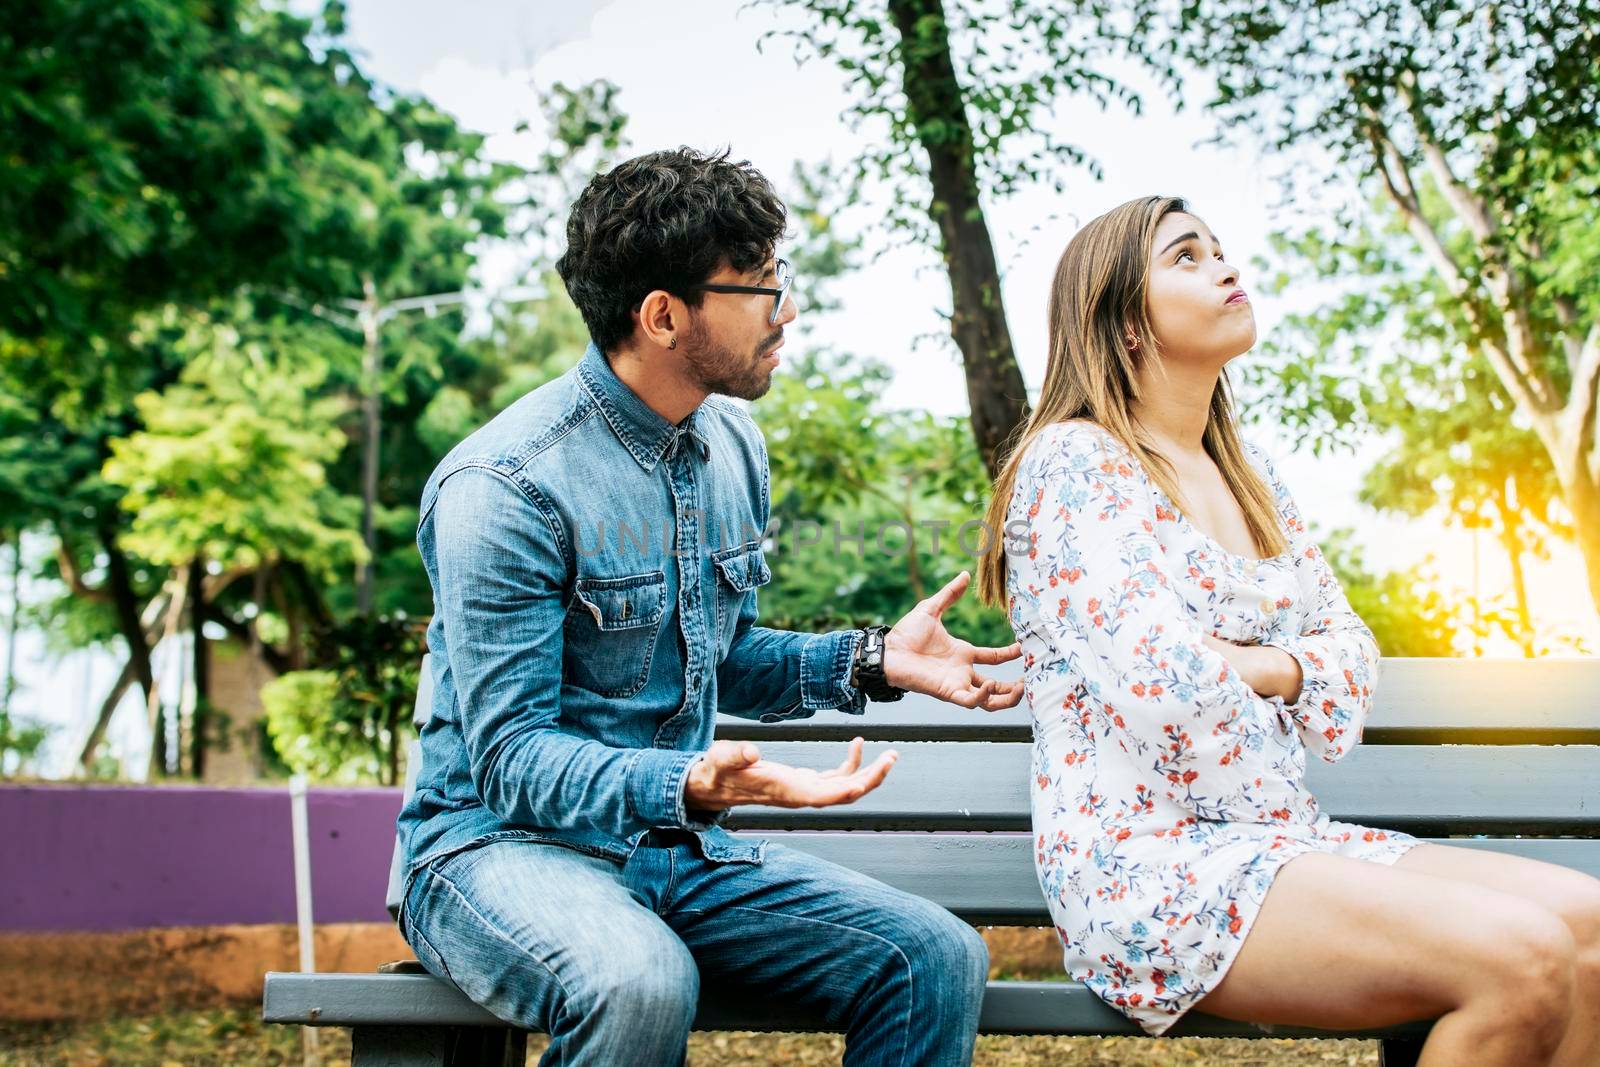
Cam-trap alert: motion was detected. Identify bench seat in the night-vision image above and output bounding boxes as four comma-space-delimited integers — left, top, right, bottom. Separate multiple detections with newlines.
263, 657, 1600, 1067
264, 970, 1437, 1041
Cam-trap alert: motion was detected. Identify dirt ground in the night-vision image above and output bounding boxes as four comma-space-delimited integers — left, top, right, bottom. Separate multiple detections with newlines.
0, 1008, 1382, 1067
0, 926, 1067, 1023
0, 924, 1382, 1064
0, 925, 414, 1022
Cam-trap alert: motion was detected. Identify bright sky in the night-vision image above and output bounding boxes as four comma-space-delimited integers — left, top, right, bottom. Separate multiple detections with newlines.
12, 0, 1597, 778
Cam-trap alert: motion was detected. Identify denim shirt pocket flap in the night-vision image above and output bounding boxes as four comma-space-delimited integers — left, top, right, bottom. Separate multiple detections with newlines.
571, 571, 667, 631
712, 543, 772, 592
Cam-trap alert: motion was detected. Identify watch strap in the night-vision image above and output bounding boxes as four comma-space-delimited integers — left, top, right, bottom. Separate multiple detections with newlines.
851, 624, 905, 702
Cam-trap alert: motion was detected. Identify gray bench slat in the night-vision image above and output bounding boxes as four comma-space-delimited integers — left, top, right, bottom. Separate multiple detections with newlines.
722, 742, 1600, 833
717, 659, 1600, 745
262, 971, 1432, 1041
752, 833, 1600, 924
419, 654, 1600, 744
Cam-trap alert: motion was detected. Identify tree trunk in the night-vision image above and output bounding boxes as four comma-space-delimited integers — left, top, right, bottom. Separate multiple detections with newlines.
147, 568, 189, 780
887, 0, 1031, 477
205, 604, 291, 675
78, 591, 173, 772
189, 556, 210, 779
386, 699, 401, 787
1559, 470, 1600, 624
1494, 481, 1535, 658
81, 657, 138, 770
285, 558, 332, 630
274, 568, 304, 671
1364, 110, 1600, 618
98, 524, 156, 707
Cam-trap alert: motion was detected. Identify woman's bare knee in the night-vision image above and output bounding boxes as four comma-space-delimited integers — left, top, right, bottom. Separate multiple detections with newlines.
1191, 852, 1583, 1043
1466, 903, 1578, 1058
1398, 844, 1600, 957
1551, 872, 1600, 955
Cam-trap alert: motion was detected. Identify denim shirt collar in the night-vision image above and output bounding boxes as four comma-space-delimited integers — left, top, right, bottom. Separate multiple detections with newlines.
577, 343, 710, 470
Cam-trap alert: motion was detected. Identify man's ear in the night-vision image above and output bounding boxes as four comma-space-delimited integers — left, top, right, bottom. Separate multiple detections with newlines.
636, 290, 681, 351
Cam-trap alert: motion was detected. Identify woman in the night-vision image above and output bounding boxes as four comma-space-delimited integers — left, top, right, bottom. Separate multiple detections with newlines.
975, 196, 1600, 1064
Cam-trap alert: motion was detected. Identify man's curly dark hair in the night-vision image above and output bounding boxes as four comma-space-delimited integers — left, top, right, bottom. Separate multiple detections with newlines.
555, 147, 788, 354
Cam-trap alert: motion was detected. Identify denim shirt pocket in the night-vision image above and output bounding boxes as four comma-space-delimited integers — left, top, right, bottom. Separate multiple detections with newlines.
562, 570, 668, 698
712, 541, 772, 652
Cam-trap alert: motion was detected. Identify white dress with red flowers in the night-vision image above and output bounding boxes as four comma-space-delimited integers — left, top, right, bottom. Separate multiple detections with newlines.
1004, 421, 1417, 1035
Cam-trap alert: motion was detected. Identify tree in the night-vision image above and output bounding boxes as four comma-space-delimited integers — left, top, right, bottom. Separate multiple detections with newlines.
756, 347, 1011, 647
1246, 211, 1569, 656
260, 615, 423, 786
1319, 530, 1464, 658
101, 317, 367, 771
0, 0, 501, 772
756, 0, 1166, 474
1179, 0, 1600, 610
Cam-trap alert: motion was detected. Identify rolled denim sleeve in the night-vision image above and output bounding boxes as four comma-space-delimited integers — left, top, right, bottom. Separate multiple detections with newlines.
428, 466, 704, 836
716, 619, 866, 722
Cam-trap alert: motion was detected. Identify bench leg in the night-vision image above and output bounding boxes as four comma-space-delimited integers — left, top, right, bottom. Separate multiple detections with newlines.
1378, 1038, 1424, 1067
351, 1024, 527, 1067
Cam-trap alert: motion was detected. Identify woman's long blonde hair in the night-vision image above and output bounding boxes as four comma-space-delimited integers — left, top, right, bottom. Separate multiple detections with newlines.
975, 195, 1287, 609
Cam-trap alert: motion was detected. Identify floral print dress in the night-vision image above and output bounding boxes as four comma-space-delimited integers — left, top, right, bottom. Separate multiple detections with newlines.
1004, 421, 1418, 1035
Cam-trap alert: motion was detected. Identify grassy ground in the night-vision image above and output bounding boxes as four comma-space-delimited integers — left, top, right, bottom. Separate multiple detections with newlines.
0, 1008, 1383, 1066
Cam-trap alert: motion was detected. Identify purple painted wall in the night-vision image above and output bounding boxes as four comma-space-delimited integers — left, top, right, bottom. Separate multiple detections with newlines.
2, 784, 403, 932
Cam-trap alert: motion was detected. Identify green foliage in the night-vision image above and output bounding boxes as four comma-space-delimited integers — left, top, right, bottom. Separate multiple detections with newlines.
102, 314, 365, 578
1318, 530, 1463, 657
756, 348, 1011, 647
261, 615, 423, 785
513, 80, 630, 258
782, 160, 866, 316
0, 715, 52, 778
753, 0, 1168, 248
261, 671, 341, 778
1179, 0, 1600, 614
1178, 0, 1600, 229
0, 2, 628, 778
1244, 190, 1572, 650
0, 0, 523, 700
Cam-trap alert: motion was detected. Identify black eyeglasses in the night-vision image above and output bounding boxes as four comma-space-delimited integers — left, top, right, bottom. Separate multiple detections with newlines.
687, 259, 794, 325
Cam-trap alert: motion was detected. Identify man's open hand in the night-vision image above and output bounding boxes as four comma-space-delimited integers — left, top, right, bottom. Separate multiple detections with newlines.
884, 570, 1026, 711
684, 737, 897, 811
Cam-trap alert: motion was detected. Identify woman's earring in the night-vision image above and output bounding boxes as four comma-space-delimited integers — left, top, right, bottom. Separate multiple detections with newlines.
1126, 335, 1140, 352
668, 336, 677, 350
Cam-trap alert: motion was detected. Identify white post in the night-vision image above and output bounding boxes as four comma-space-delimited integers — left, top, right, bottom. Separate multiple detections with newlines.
289, 774, 320, 1066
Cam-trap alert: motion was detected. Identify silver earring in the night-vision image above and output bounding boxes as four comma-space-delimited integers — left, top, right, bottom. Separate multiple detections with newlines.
668, 337, 677, 350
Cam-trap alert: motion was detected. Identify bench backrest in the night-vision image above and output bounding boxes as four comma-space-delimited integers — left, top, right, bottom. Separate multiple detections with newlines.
387, 655, 1600, 921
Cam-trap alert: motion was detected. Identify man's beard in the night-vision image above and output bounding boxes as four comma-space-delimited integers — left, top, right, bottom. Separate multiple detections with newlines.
682, 322, 782, 401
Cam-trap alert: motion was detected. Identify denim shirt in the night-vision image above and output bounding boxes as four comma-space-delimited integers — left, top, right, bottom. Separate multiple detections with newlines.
398, 343, 866, 890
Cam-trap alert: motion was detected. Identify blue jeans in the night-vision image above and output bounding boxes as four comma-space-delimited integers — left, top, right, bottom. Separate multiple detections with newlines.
401, 830, 989, 1066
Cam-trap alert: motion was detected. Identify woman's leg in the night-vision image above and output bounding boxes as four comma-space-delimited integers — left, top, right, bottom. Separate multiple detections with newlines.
1394, 844, 1600, 1067
1192, 851, 1577, 1067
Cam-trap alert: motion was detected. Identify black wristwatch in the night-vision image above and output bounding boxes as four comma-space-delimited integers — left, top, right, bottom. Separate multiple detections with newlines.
850, 625, 905, 702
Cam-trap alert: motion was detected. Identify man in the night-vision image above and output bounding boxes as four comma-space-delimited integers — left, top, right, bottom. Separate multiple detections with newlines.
398, 147, 1025, 1067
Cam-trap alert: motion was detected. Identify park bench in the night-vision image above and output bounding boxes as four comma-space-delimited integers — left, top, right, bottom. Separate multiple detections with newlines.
265, 654, 1600, 1066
